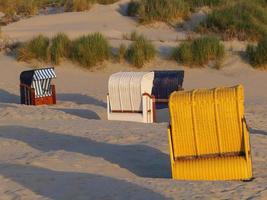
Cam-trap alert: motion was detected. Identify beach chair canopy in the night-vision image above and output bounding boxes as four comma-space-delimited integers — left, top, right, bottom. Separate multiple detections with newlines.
20, 68, 56, 98
152, 70, 184, 100
168, 85, 252, 180
108, 72, 154, 112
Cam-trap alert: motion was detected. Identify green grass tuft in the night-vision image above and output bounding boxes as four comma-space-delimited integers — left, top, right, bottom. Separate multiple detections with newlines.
173, 36, 225, 68
188, 0, 223, 8
17, 34, 50, 62
64, 0, 95, 12
49, 33, 71, 65
70, 32, 110, 68
126, 34, 156, 67
127, 0, 190, 24
246, 36, 267, 68
16, 33, 111, 68
0, 0, 119, 18
97, 0, 118, 4
198, 1, 267, 41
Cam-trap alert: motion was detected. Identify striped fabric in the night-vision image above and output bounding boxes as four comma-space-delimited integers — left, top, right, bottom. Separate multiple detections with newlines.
31, 68, 56, 98
32, 68, 56, 80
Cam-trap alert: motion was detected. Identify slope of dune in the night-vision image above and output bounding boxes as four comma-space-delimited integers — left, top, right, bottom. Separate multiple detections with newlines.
0, 0, 267, 199
1, 0, 185, 42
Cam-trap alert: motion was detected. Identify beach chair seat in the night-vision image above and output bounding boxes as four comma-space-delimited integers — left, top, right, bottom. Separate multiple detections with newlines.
20, 67, 57, 105
168, 85, 253, 180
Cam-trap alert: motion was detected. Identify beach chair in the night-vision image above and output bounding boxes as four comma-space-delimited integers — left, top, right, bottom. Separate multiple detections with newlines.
107, 72, 155, 123
168, 85, 253, 180
20, 67, 57, 105
152, 70, 184, 109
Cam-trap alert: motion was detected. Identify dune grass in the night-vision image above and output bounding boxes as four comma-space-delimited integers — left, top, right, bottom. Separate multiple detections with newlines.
63, 0, 119, 11
15, 33, 228, 70
127, 0, 190, 24
0, 0, 119, 19
127, 0, 267, 42
64, 0, 95, 12
126, 0, 225, 23
0, 0, 37, 17
17, 34, 50, 62
70, 32, 110, 68
0, 0, 65, 17
49, 33, 71, 65
246, 37, 267, 69
126, 33, 156, 67
97, 0, 119, 4
188, 0, 223, 8
173, 36, 225, 68
17, 33, 71, 64
16, 33, 110, 68
198, 0, 267, 41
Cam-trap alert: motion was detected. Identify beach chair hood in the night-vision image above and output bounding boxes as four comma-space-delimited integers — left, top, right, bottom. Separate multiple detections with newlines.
108, 72, 154, 112
20, 68, 56, 98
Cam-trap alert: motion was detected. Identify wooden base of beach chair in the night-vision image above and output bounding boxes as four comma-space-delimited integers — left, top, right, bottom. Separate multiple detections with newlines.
20, 84, 56, 106
34, 96, 56, 105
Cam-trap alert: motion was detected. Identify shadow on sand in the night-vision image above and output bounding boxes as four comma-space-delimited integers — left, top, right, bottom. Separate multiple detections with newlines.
54, 108, 101, 120
0, 126, 171, 179
250, 128, 267, 136
0, 89, 19, 104
57, 93, 106, 108
0, 163, 168, 200
117, 2, 129, 16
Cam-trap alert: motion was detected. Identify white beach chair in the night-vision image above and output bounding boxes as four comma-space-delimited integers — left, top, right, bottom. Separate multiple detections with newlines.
107, 72, 155, 123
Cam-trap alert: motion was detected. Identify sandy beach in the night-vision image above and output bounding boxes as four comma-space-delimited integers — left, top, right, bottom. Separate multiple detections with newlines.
0, 1, 267, 199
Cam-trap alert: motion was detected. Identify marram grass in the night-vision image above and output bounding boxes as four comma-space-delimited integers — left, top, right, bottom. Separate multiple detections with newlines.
69, 32, 110, 68
49, 33, 71, 65
246, 36, 267, 69
173, 36, 225, 68
126, 33, 156, 67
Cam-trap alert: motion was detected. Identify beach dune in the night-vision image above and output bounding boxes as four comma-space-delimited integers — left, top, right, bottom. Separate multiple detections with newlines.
0, 1, 267, 199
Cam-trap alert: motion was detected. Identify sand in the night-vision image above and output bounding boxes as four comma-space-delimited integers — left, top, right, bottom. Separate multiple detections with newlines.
0, 1, 267, 199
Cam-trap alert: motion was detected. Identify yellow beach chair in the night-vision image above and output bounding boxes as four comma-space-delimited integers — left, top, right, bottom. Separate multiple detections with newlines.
168, 85, 252, 180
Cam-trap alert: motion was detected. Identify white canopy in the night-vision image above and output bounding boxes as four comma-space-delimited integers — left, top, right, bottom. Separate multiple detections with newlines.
32, 68, 56, 81
108, 72, 154, 111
